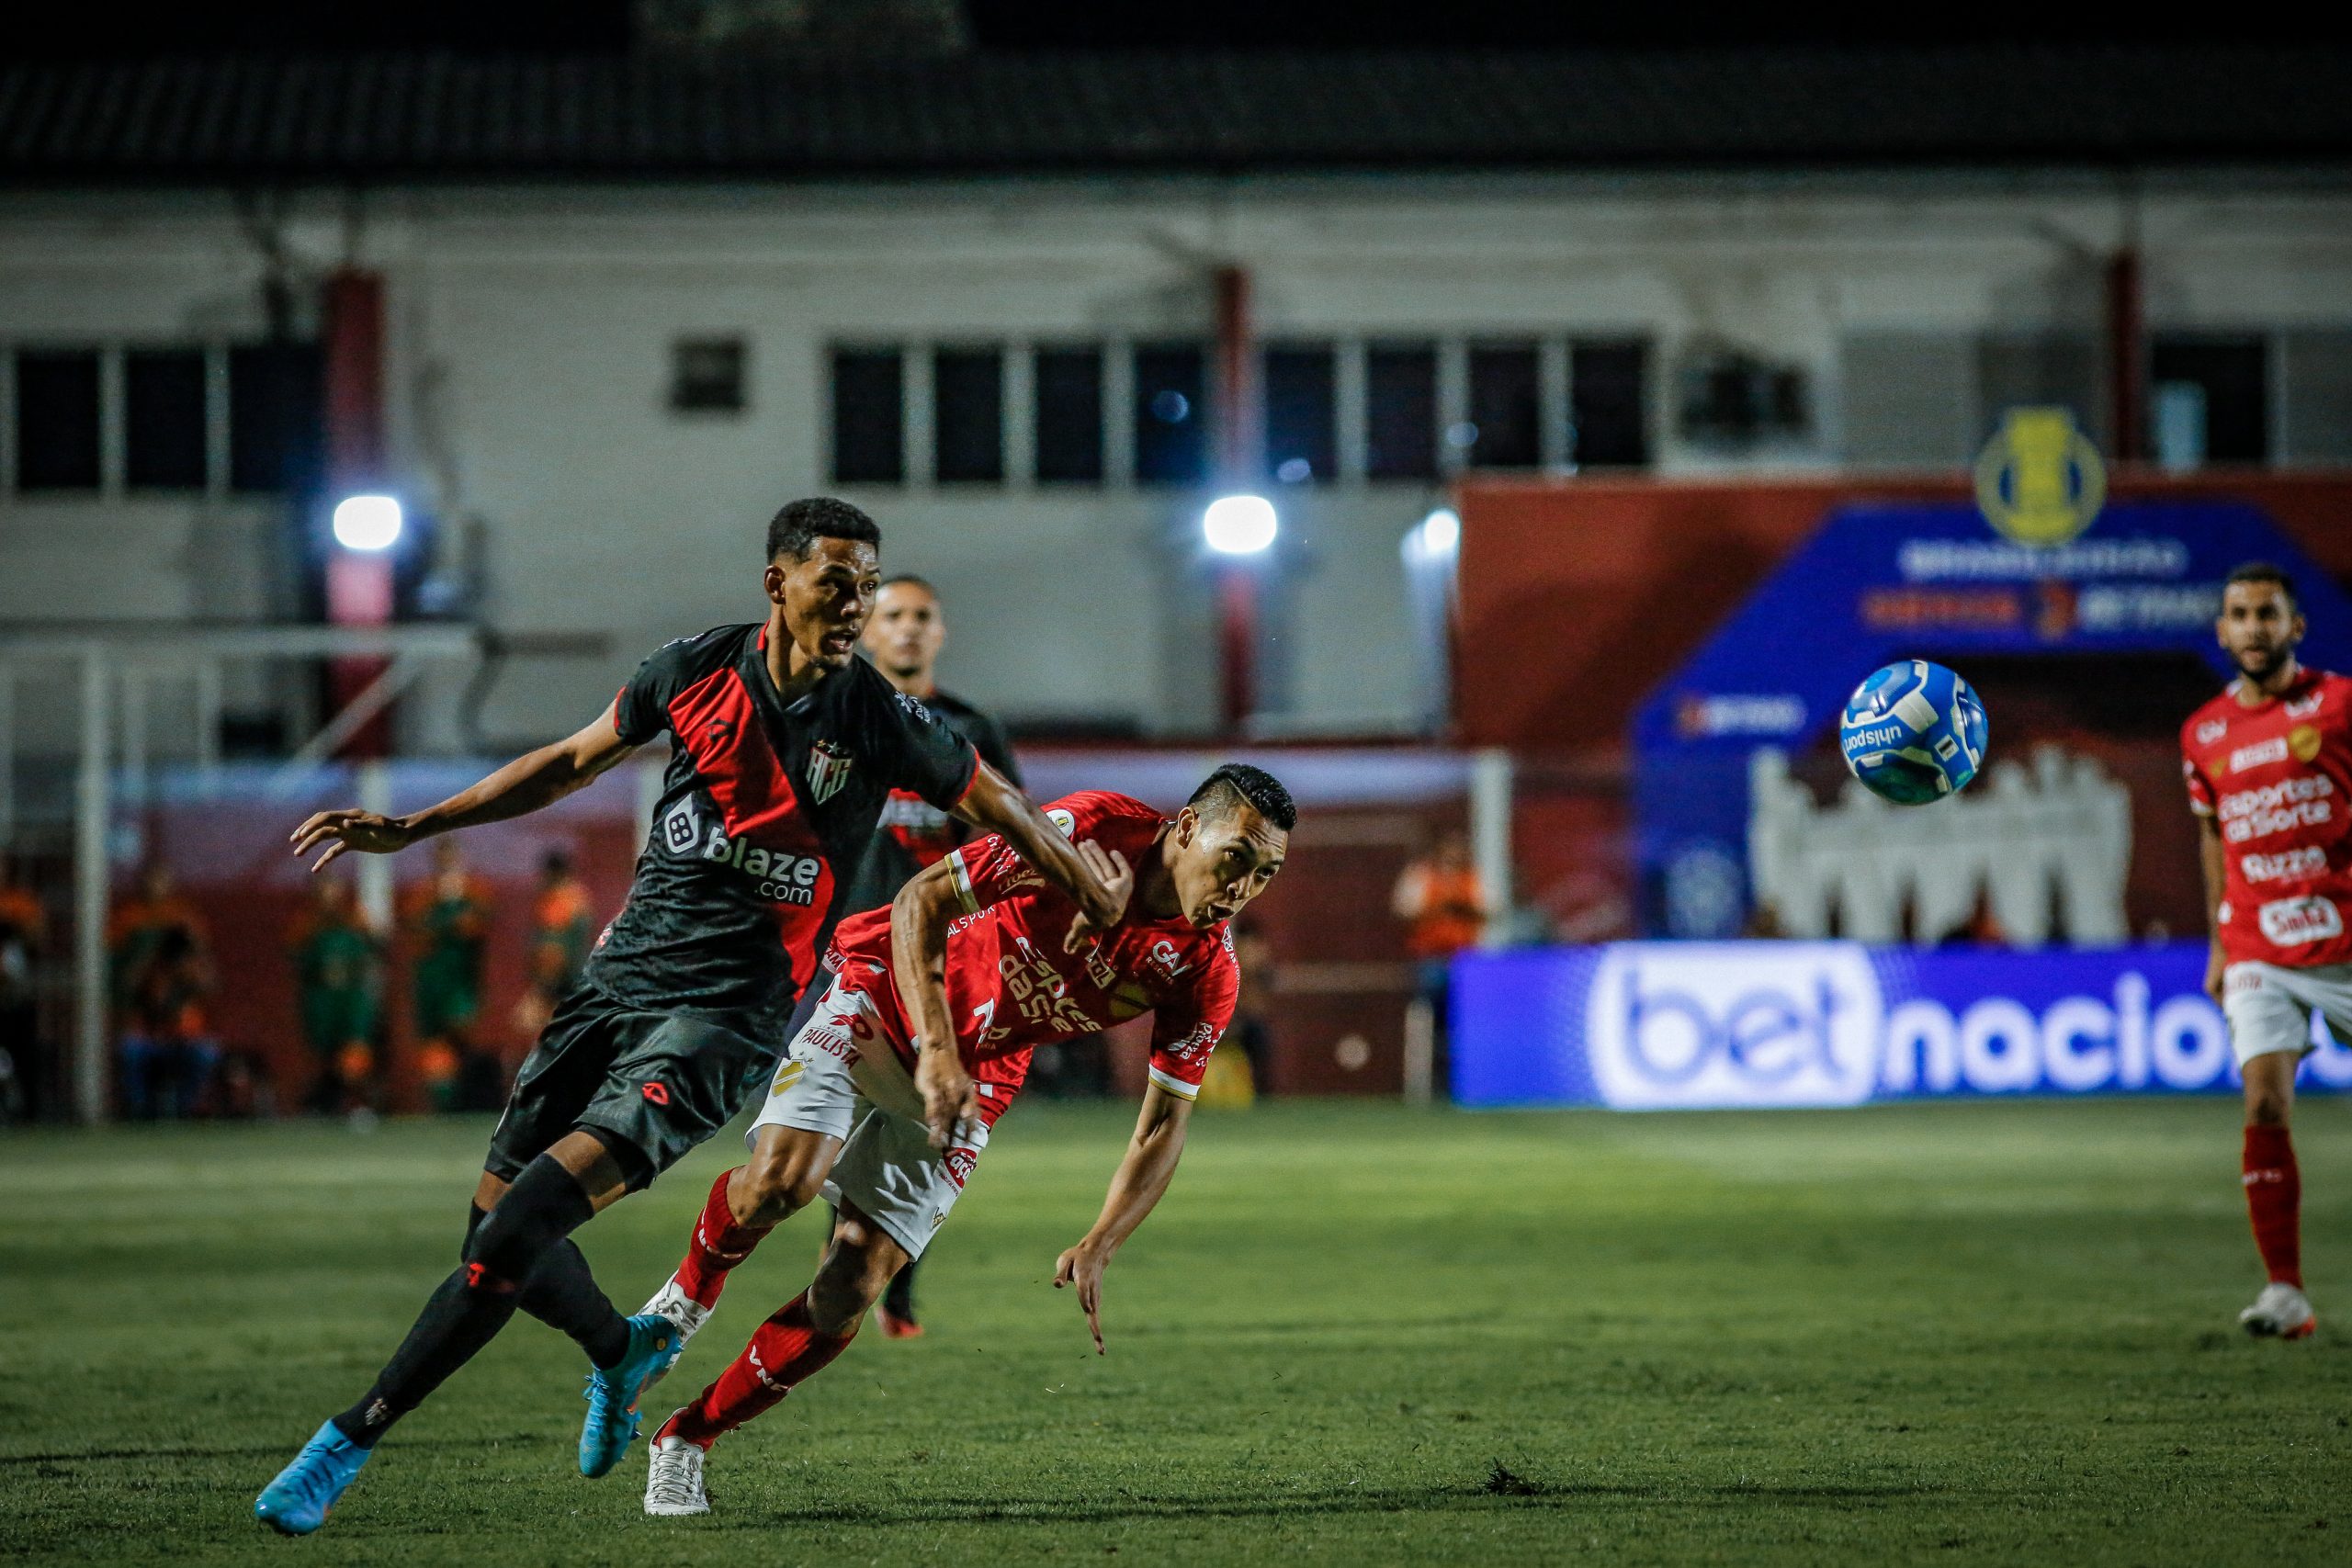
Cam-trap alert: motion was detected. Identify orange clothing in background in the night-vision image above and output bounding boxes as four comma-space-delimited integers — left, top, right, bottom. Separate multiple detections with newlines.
1400, 864, 1486, 959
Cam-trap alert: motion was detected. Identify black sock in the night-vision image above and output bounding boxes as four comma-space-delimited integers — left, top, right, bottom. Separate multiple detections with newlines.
464, 1203, 630, 1368
331, 1156, 598, 1447
883, 1257, 919, 1320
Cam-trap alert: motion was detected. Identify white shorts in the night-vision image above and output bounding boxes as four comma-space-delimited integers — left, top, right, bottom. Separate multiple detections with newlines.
745, 978, 996, 1261
2222, 960, 2352, 1066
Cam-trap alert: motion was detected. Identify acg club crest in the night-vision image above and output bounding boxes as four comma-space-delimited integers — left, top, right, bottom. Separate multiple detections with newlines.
1974, 406, 2104, 548
806, 740, 855, 804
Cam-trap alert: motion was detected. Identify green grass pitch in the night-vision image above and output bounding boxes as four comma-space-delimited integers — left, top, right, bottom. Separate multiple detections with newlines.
4, 1096, 2348, 1566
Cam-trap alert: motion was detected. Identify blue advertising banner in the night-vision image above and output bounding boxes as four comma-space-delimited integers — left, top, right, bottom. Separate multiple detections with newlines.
1450, 942, 2352, 1110
1632, 497, 2352, 938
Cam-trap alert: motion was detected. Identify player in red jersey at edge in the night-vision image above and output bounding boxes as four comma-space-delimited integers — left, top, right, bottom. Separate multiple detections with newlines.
2181, 561, 2352, 1340
629, 765, 1293, 1517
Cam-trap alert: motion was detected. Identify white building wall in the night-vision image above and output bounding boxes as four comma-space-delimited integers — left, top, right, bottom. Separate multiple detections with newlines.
4, 170, 2350, 749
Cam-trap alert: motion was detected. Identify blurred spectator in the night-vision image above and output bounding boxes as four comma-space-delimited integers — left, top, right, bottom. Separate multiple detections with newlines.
109, 863, 218, 1118
1392, 828, 1487, 999
403, 840, 495, 1112
513, 849, 594, 1040
288, 874, 384, 1113
117, 924, 220, 1119
0, 861, 45, 1122
1228, 922, 1278, 1095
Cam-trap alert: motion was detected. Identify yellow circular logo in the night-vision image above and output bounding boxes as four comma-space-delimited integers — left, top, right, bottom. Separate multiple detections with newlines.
2290, 725, 2323, 763
1974, 407, 2105, 547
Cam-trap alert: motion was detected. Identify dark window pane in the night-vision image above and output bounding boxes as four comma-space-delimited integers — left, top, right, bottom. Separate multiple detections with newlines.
933, 348, 1003, 483
1034, 347, 1102, 483
1467, 344, 1540, 469
15, 349, 102, 491
1365, 344, 1437, 480
2151, 337, 2268, 465
1133, 344, 1207, 487
831, 347, 904, 484
229, 343, 324, 494
671, 337, 748, 413
1264, 345, 1336, 485
126, 349, 208, 490
1571, 341, 1651, 468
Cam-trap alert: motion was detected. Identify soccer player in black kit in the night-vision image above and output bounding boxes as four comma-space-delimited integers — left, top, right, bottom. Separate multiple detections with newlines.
254, 500, 1124, 1535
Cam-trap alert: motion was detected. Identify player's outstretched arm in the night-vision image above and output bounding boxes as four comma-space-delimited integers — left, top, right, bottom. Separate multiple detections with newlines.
890, 858, 978, 1148
1053, 1083, 1193, 1355
952, 763, 1129, 947
289, 701, 638, 873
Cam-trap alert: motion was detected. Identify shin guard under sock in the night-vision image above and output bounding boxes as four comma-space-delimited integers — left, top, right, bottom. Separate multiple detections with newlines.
674, 1168, 775, 1310
2243, 1123, 2303, 1289
667, 1292, 855, 1449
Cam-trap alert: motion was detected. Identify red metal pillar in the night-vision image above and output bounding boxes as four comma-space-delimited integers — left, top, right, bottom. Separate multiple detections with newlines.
2106, 248, 2145, 462
322, 268, 394, 758
1213, 264, 1257, 736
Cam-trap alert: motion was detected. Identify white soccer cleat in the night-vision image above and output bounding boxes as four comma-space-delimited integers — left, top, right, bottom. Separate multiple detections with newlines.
2238, 1281, 2317, 1340
644, 1432, 711, 1517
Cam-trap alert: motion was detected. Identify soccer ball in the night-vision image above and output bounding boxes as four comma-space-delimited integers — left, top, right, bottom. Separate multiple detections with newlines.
1838, 660, 1989, 805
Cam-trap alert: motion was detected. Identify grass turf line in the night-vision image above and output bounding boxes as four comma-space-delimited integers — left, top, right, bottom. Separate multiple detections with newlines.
3, 1096, 2347, 1566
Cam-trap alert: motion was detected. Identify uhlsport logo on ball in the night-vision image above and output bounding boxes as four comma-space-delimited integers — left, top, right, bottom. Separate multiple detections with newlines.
1838, 659, 1989, 805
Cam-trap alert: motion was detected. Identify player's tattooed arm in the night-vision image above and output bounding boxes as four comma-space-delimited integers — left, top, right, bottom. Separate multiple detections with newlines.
290, 700, 638, 872
2198, 813, 2227, 1001
890, 857, 978, 1149
1053, 1084, 1194, 1355
951, 763, 1130, 949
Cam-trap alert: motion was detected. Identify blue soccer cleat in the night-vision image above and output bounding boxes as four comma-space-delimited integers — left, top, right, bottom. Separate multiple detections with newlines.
254, 1419, 372, 1535
578, 1313, 684, 1478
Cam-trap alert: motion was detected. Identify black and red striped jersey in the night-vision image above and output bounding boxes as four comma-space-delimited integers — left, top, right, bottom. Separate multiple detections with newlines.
583, 623, 978, 1038
838, 685, 1021, 918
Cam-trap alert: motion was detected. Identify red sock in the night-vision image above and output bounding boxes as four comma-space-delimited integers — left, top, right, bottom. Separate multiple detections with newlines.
673, 1168, 775, 1310
2243, 1124, 2303, 1289
662, 1292, 856, 1449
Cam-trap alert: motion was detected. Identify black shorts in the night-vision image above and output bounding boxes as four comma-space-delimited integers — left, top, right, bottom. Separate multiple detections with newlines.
484, 983, 775, 1190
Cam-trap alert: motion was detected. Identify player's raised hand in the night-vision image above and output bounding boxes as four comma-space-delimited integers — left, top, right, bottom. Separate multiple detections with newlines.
913, 1042, 978, 1151
1052, 1240, 1109, 1355
289, 809, 415, 873
1063, 840, 1133, 953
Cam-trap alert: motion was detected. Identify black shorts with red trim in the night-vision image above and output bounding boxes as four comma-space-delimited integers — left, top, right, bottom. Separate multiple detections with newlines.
484, 980, 776, 1190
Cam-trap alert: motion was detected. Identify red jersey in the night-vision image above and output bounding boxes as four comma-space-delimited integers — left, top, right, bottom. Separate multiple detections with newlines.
2182, 666, 2352, 967
826, 791, 1239, 1102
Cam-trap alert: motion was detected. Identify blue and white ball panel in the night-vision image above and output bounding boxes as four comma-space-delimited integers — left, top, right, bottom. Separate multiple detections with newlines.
1838, 660, 1988, 805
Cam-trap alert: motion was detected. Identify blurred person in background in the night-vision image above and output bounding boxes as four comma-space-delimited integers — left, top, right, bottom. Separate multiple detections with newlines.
826, 572, 1024, 1339
515, 849, 596, 1041
2181, 562, 2348, 1342
405, 839, 494, 1113
1228, 921, 1279, 1096
0, 860, 45, 1121
1391, 828, 1487, 1048
288, 874, 383, 1113
109, 862, 217, 1119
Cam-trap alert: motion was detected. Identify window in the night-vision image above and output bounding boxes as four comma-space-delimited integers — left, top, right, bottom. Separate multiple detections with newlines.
1365, 344, 1437, 480
1571, 341, 1651, 468
1466, 344, 1540, 469
932, 348, 1003, 483
14, 349, 102, 491
671, 337, 748, 413
1977, 335, 2101, 448
2151, 336, 2267, 467
1263, 345, 1336, 485
1133, 344, 1207, 487
229, 343, 323, 495
125, 348, 208, 490
1034, 347, 1103, 483
830, 347, 904, 484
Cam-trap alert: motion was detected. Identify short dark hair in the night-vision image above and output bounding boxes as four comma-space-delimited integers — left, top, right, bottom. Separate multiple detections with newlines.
766, 497, 881, 563
2225, 560, 2298, 611
879, 573, 939, 598
1188, 763, 1296, 832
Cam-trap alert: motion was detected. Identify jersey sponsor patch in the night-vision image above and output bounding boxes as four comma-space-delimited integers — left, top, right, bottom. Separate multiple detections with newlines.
2257, 895, 2345, 947
2232, 737, 2290, 773
2290, 724, 2324, 763
2218, 774, 2335, 843
2197, 718, 2229, 744
2243, 845, 2328, 885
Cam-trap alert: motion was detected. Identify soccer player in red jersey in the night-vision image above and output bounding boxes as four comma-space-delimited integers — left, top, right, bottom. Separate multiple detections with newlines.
2181, 561, 2351, 1340
631, 766, 1293, 1517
